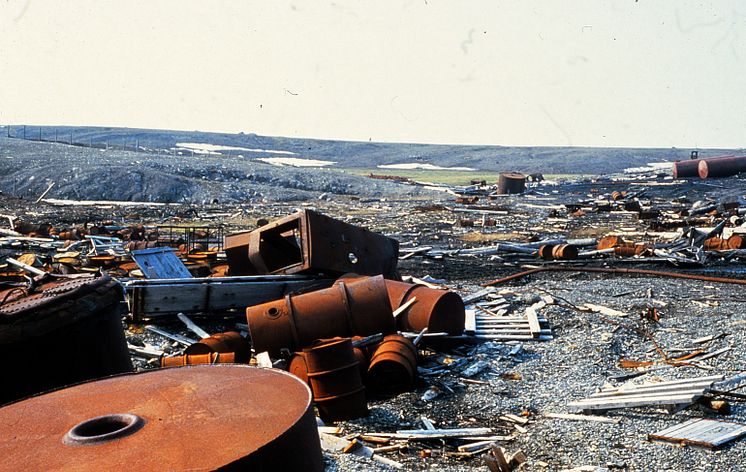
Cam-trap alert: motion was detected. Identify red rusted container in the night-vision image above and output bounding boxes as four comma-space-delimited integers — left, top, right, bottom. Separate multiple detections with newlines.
538, 244, 556, 260
367, 335, 417, 395
497, 172, 526, 194
184, 331, 250, 362
384, 280, 465, 335
304, 338, 368, 422
161, 352, 236, 368
698, 156, 746, 179
728, 234, 745, 249
551, 244, 578, 260
246, 275, 395, 357
0, 365, 324, 471
672, 159, 702, 179
0, 274, 132, 405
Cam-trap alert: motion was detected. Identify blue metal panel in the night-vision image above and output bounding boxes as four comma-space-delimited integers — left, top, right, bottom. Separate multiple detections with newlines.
131, 247, 192, 279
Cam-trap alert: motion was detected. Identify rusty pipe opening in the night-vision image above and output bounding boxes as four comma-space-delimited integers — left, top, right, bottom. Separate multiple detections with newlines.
63, 413, 145, 446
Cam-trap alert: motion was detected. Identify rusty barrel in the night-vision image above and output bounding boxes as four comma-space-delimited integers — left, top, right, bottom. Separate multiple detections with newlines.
0, 274, 132, 405
672, 159, 702, 179
496, 172, 526, 194
246, 275, 395, 357
367, 335, 417, 395
704, 237, 730, 251
0, 365, 324, 471
288, 345, 368, 386
698, 156, 746, 179
728, 234, 745, 249
184, 331, 250, 362
551, 244, 578, 260
161, 352, 236, 368
538, 244, 555, 260
303, 338, 368, 422
384, 280, 465, 335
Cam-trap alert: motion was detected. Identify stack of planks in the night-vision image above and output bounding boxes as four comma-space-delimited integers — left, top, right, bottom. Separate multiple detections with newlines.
649, 418, 746, 449
465, 298, 553, 341
568, 375, 724, 414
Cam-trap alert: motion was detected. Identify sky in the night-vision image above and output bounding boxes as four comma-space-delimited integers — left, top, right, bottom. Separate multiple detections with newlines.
1, 1, 745, 148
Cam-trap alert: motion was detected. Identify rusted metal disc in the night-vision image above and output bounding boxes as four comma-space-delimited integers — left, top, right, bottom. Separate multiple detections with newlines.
0, 365, 324, 472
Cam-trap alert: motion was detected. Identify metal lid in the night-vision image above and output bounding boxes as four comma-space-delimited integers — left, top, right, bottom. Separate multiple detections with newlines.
0, 365, 322, 471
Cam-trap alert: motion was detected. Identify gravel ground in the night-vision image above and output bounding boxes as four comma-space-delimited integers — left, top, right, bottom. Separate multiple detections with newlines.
3, 164, 746, 471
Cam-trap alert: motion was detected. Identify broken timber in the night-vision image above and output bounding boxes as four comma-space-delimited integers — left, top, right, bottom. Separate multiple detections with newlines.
125, 275, 334, 321
649, 418, 746, 449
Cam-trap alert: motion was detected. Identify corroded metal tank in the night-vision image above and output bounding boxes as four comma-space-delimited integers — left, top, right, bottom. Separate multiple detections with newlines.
0, 274, 132, 405
0, 365, 324, 471
497, 172, 526, 195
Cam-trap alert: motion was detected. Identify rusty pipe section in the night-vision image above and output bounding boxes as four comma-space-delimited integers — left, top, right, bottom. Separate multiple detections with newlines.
246, 275, 395, 357
161, 352, 236, 367
672, 155, 735, 179
184, 331, 250, 362
483, 266, 746, 287
698, 156, 746, 179
303, 338, 368, 422
366, 334, 417, 395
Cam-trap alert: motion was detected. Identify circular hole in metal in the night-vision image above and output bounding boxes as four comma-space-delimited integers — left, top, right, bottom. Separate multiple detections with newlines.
267, 306, 281, 318
348, 253, 358, 264
63, 413, 144, 446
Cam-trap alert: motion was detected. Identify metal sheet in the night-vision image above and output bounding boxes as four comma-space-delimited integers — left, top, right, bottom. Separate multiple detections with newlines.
131, 247, 192, 279
0, 365, 324, 471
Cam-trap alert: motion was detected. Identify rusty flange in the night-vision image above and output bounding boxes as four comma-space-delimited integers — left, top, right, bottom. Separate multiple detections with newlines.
0, 365, 324, 471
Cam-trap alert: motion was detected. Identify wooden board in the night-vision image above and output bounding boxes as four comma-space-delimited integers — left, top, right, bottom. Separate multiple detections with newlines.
125, 275, 334, 320
649, 418, 746, 449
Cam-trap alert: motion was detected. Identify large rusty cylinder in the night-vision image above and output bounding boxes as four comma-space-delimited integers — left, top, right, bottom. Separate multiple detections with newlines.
288, 345, 368, 386
699, 156, 746, 179
496, 172, 526, 195
225, 209, 400, 279
0, 365, 324, 472
672, 159, 702, 179
385, 280, 465, 335
0, 274, 132, 405
367, 334, 417, 395
246, 275, 395, 357
161, 352, 236, 368
184, 331, 250, 362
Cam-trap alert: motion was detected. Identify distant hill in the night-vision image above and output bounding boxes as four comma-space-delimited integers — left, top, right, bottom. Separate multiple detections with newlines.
3, 125, 742, 174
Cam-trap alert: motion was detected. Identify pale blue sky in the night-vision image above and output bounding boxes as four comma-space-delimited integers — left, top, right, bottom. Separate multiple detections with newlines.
1, 1, 744, 148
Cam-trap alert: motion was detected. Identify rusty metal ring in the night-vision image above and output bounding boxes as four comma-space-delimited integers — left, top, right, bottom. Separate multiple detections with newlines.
63, 413, 145, 446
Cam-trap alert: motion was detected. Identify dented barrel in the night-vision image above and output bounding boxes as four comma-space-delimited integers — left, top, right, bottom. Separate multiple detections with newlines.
384, 280, 465, 335
303, 338, 368, 422
367, 334, 417, 395
246, 275, 395, 357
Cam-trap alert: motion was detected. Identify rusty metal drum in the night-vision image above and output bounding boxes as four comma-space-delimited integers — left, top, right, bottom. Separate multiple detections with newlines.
246, 275, 395, 357
0, 274, 132, 405
0, 365, 324, 471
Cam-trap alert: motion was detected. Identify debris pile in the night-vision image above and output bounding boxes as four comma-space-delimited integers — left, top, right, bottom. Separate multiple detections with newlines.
1, 168, 746, 470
